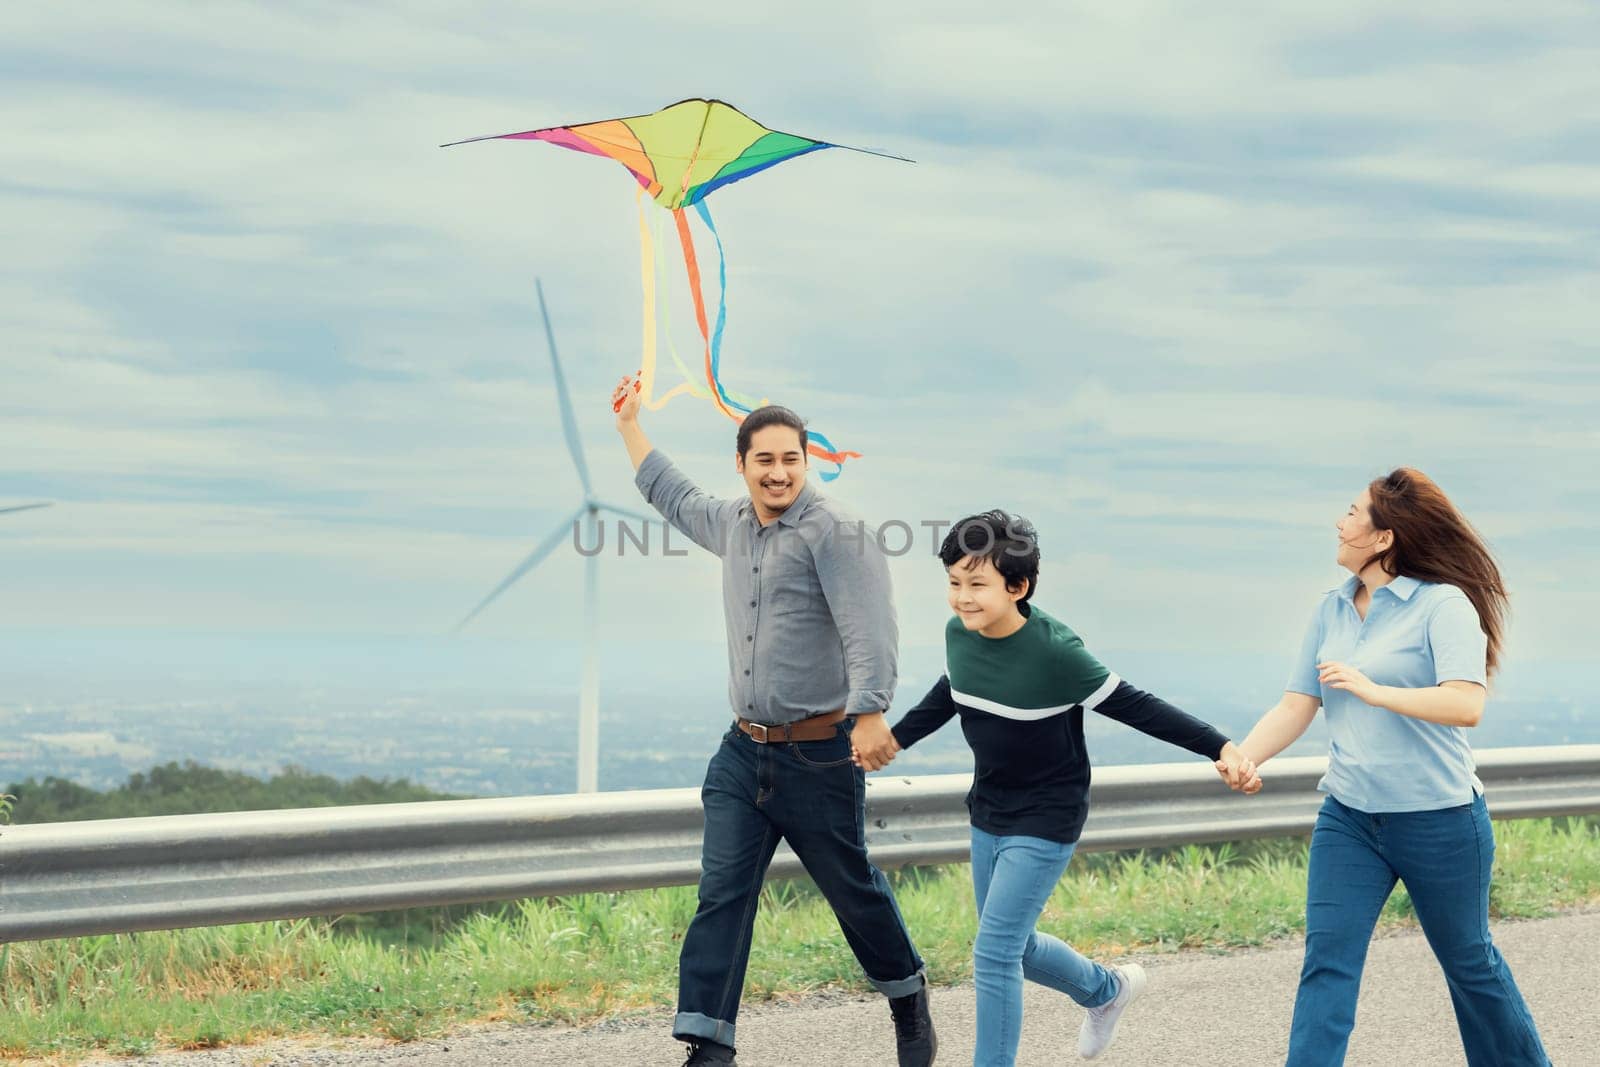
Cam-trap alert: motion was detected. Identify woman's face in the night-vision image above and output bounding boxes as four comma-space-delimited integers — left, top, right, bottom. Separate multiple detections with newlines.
1335, 487, 1392, 574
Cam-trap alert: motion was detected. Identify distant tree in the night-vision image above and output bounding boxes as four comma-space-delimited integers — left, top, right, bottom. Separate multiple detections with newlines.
1, 776, 98, 822
3, 761, 458, 824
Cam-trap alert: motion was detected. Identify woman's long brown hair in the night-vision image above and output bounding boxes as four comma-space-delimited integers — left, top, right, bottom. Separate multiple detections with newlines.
1366, 467, 1508, 677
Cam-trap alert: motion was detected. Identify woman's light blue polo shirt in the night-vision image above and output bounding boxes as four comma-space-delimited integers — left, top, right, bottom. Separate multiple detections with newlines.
1287, 574, 1488, 813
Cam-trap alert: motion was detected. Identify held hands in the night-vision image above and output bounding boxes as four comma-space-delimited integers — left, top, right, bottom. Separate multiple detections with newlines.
849, 711, 901, 772
1317, 661, 1381, 706
1215, 740, 1263, 795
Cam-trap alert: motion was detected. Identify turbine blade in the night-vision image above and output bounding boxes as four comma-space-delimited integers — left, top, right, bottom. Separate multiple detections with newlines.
0, 502, 51, 516
537, 279, 593, 498
597, 501, 662, 528
452, 505, 586, 633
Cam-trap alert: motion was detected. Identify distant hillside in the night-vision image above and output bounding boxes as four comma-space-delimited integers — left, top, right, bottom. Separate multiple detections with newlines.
2, 760, 460, 824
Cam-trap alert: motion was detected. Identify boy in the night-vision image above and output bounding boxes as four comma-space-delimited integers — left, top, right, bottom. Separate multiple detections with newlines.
859, 510, 1258, 1064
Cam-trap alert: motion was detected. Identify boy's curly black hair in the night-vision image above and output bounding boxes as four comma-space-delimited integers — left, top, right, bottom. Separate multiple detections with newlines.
939, 510, 1040, 605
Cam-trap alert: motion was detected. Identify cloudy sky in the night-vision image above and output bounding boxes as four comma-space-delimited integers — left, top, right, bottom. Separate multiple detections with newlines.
3, 3, 1597, 704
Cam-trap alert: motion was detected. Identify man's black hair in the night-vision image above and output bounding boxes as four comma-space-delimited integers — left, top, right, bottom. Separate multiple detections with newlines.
939, 510, 1040, 605
736, 405, 809, 461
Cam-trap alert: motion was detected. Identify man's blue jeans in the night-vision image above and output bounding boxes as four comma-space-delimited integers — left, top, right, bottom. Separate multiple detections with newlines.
970, 826, 1118, 1067
674, 722, 925, 1048
1288, 794, 1549, 1066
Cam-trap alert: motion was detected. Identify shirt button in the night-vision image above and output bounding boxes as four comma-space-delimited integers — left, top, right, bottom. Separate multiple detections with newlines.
744, 669, 750, 676
746, 635, 753, 642
747, 703, 754, 710
752, 566, 759, 573
749, 600, 756, 607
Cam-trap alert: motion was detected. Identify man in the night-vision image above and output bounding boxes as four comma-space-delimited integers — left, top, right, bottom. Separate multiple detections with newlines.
613, 380, 936, 1067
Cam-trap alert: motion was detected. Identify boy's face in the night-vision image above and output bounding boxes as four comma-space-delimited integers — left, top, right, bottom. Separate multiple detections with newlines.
736, 424, 807, 522
947, 555, 1029, 633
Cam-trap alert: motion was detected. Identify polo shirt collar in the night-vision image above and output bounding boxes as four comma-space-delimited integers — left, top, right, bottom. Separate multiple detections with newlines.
1337, 573, 1422, 602
1385, 574, 1422, 601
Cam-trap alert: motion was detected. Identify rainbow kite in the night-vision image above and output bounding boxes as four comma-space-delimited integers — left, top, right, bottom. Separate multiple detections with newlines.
443, 98, 910, 480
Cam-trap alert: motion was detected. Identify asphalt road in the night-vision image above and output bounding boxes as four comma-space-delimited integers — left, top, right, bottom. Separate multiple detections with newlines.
89, 910, 1596, 1066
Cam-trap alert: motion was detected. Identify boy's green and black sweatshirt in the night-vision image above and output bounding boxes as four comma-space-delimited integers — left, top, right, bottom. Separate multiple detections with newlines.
891, 604, 1230, 845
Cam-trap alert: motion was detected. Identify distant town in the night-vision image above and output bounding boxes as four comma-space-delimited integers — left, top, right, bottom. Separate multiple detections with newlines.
3, 670, 1586, 799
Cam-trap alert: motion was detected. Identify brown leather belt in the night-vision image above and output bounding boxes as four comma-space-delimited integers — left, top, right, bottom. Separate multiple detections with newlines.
736, 709, 847, 744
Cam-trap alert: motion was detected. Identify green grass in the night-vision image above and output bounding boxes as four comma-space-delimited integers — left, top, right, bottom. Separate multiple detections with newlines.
4, 817, 1598, 1062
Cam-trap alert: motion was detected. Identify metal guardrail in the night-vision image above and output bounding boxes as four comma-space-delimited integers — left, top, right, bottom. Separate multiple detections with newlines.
2, 745, 1597, 943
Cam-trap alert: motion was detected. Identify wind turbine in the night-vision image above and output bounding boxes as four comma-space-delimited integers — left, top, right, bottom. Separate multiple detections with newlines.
0, 503, 51, 516
453, 280, 661, 794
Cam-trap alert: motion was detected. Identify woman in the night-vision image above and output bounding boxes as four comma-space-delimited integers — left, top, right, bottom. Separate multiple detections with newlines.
1230, 468, 1549, 1065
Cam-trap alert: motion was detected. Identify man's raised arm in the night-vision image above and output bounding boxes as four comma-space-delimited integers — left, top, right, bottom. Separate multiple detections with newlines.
612, 376, 735, 556
613, 377, 654, 472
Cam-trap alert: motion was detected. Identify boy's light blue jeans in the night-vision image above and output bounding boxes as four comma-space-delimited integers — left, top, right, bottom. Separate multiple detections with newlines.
1288, 794, 1549, 1066
970, 826, 1118, 1067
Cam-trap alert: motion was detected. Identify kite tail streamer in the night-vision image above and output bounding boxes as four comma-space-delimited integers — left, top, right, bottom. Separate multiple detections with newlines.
807, 429, 862, 482
637, 189, 699, 410
673, 207, 741, 422
692, 202, 751, 417
652, 208, 706, 405
689, 203, 860, 479
690, 201, 764, 410
668, 203, 862, 479
635, 188, 658, 404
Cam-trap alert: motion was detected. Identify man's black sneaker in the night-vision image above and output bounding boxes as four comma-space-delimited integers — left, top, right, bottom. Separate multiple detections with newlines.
889, 985, 937, 1066
683, 1039, 738, 1066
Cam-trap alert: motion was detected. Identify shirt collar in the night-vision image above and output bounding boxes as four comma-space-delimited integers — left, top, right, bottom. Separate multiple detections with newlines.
1337, 573, 1422, 602
736, 479, 819, 529
1385, 574, 1422, 601
775, 480, 817, 528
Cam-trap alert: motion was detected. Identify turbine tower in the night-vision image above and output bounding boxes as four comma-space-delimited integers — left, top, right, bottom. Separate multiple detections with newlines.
454, 281, 659, 793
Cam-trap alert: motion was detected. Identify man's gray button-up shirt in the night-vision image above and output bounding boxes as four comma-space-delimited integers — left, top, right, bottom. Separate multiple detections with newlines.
634, 448, 898, 724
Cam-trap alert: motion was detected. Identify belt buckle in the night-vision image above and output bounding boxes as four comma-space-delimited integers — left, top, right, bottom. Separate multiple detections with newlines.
748, 721, 770, 744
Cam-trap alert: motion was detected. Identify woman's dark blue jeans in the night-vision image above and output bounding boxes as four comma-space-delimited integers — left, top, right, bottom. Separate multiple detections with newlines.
673, 721, 925, 1048
1287, 793, 1549, 1066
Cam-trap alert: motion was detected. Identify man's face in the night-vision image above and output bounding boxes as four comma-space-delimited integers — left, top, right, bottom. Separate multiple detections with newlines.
736, 425, 807, 521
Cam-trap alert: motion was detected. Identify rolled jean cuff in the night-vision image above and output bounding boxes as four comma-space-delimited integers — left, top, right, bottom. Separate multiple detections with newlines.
871, 968, 926, 999
673, 1011, 736, 1048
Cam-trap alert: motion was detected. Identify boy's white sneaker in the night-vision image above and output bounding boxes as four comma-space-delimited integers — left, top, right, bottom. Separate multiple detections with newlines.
1078, 963, 1146, 1059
